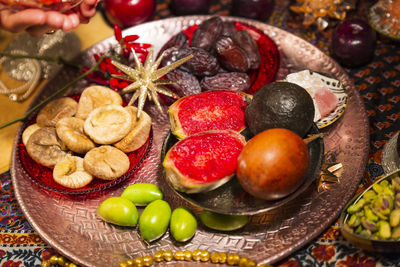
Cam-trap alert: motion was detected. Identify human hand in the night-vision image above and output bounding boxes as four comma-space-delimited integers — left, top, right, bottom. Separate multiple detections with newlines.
0, 0, 98, 36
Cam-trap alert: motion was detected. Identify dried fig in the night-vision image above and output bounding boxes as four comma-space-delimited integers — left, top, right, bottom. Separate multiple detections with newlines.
56, 117, 96, 154
26, 127, 69, 168
84, 104, 132, 144
200, 72, 250, 92
114, 106, 152, 153
36, 97, 78, 127
75, 85, 123, 120
53, 156, 93, 189
214, 35, 250, 73
191, 16, 223, 51
83, 145, 130, 180
22, 123, 41, 146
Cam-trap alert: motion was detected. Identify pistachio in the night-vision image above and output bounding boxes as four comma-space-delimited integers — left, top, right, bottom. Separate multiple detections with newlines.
364, 206, 378, 222
392, 176, 400, 192
390, 209, 400, 227
362, 190, 377, 202
392, 225, 400, 239
347, 214, 361, 227
361, 220, 378, 232
372, 183, 384, 194
347, 198, 365, 214
378, 221, 391, 239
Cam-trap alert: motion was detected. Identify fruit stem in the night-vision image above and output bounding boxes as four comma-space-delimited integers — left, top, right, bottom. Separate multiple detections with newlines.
0, 54, 107, 130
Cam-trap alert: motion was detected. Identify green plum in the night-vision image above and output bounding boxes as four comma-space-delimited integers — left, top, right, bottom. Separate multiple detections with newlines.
139, 200, 171, 242
170, 206, 197, 242
200, 210, 248, 231
121, 183, 163, 206
97, 197, 138, 227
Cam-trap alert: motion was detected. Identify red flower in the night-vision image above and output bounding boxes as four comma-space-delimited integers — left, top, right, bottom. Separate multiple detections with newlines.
337, 253, 376, 267
312, 244, 336, 262
2, 260, 22, 267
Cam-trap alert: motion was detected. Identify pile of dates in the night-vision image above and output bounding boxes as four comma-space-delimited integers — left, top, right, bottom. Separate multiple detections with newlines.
158, 16, 261, 97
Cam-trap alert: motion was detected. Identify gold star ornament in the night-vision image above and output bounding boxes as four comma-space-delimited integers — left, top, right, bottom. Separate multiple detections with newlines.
111, 46, 193, 118
290, 0, 357, 31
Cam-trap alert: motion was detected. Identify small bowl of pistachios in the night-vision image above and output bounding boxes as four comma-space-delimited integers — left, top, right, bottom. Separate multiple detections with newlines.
340, 169, 400, 254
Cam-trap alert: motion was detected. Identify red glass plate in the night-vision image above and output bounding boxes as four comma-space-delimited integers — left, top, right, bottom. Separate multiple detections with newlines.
17, 95, 152, 195
181, 21, 280, 95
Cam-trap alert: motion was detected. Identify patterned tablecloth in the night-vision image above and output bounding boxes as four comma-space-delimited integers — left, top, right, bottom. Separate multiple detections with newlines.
1, 0, 400, 266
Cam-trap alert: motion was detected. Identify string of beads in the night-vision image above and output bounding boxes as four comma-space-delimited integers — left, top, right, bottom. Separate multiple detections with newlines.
40, 250, 272, 267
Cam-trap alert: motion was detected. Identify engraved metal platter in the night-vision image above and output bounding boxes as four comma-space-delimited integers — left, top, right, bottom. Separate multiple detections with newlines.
11, 16, 369, 267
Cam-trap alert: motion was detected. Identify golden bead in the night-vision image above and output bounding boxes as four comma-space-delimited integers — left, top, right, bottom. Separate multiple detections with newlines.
49, 256, 58, 265
69, 263, 78, 267
163, 250, 173, 261
211, 252, 220, 263
174, 250, 185, 261
154, 251, 164, 262
239, 257, 249, 267
120, 262, 128, 267
57, 256, 66, 266
64, 263, 70, 267
134, 257, 144, 267
227, 254, 240, 265
41, 260, 51, 267
219, 252, 227, 263
192, 249, 202, 261
200, 250, 210, 262
126, 259, 135, 267
183, 250, 192, 261
247, 259, 256, 267
142, 256, 153, 266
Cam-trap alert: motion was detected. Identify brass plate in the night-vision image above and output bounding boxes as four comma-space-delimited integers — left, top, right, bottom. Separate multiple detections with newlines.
11, 16, 369, 267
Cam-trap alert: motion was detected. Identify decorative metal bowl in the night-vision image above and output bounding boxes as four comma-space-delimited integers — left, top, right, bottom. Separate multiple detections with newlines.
340, 169, 400, 254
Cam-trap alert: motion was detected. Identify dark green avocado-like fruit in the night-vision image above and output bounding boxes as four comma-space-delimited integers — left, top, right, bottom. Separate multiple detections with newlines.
245, 81, 315, 137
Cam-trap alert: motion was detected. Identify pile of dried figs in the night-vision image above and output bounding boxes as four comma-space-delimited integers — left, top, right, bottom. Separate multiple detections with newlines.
22, 85, 152, 189
157, 16, 263, 98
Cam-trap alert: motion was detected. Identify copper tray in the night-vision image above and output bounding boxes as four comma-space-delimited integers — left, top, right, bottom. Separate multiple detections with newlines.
11, 16, 369, 267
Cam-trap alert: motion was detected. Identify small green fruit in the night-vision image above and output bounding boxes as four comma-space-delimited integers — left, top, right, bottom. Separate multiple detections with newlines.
121, 183, 163, 206
97, 197, 138, 227
170, 206, 197, 242
139, 200, 171, 242
200, 210, 248, 231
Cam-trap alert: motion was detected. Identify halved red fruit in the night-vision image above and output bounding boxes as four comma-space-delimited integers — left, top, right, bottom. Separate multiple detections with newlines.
168, 90, 249, 139
163, 130, 246, 194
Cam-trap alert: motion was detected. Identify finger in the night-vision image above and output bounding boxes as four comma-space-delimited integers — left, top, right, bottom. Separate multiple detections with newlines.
79, 0, 97, 18
62, 13, 80, 31
0, 9, 46, 33
44, 11, 65, 29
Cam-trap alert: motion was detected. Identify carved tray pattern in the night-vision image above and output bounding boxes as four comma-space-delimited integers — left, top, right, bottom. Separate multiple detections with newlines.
11, 16, 369, 267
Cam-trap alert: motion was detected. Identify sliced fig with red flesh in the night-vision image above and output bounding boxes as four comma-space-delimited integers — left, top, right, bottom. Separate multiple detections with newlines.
163, 130, 246, 194
168, 90, 248, 139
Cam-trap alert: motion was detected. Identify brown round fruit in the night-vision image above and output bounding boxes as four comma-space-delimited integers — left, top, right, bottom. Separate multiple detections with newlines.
236, 128, 309, 200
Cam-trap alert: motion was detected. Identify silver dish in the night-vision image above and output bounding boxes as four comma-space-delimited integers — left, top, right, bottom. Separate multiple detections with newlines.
11, 16, 370, 267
